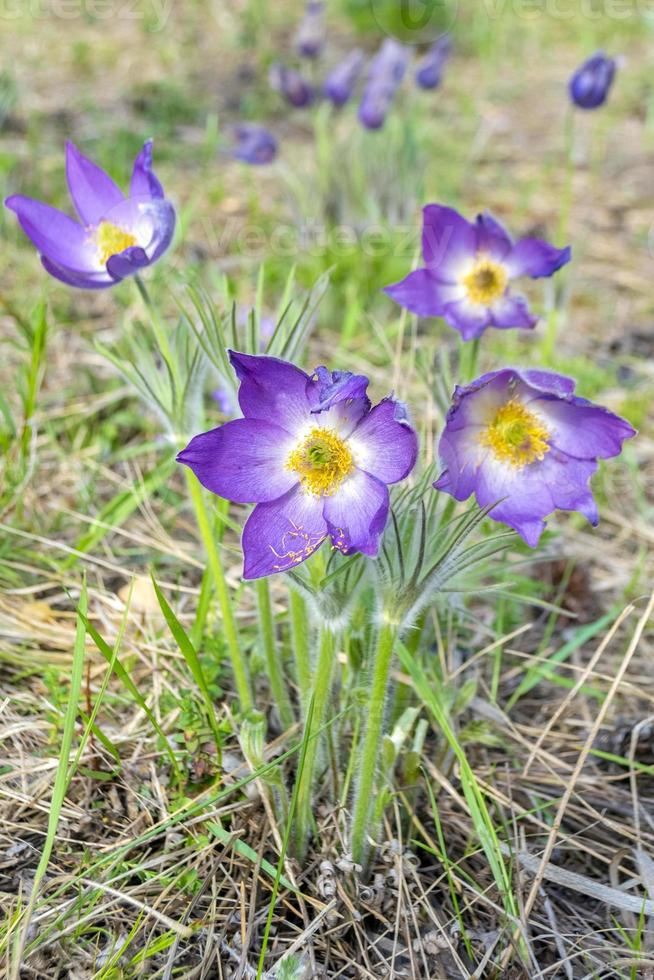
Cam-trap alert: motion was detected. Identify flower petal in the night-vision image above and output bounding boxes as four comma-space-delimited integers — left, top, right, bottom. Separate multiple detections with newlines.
443, 298, 492, 340
421, 205, 477, 281
40, 256, 114, 289
5, 194, 98, 270
489, 292, 538, 330
505, 238, 571, 279
176, 419, 298, 503
130, 140, 165, 200
65, 141, 124, 225
242, 486, 327, 579
540, 397, 636, 460
384, 268, 461, 317
349, 398, 418, 484
323, 468, 389, 557
474, 212, 513, 261
229, 351, 313, 434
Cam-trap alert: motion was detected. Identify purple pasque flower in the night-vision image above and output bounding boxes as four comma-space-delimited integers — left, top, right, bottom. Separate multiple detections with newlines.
230, 124, 278, 165
295, 1, 325, 58
434, 368, 636, 546
177, 352, 419, 580
358, 39, 410, 130
569, 51, 616, 110
385, 205, 571, 340
269, 63, 314, 108
5, 140, 175, 289
415, 35, 451, 90
324, 49, 365, 107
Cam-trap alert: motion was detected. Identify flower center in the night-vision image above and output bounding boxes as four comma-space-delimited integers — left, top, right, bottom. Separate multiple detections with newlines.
462, 257, 508, 306
479, 398, 550, 468
95, 221, 138, 264
287, 427, 354, 496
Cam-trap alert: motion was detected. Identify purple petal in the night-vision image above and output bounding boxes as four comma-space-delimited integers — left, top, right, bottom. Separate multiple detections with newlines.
540, 398, 636, 460
349, 398, 418, 484
384, 268, 461, 317
442, 298, 492, 340
324, 49, 365, 106
229, 351, 313, 435
570, 52, 616, 110
130, 140, 165, 200
242, 486, 327, 579
309, 367, 371, 434
40, 256, 113, 288
489, 293, 538, 330
506, 238, 571, 279
177, 419, 298, 504
100, 196, 176, 264
323, 469, 389, 557
474, 213, 513, 261
5, 194, 98, 270
421, 205, 477, 281
65, 142, 124, 225
106, 245, 150, 281
231, 124, 278, 166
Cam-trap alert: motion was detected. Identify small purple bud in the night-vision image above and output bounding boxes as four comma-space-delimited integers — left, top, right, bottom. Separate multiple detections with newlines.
358, 39, 410, 131
295, 1, 325, 59
230, 124, 278, 166
269, 63, 314, 108
212, 387, 235, 415
415, 35, 451, 91
323, 49, 365, 107
569, 51, 616, 110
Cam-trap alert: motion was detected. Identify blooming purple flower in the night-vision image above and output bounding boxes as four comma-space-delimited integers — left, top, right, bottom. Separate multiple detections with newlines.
177, 352, 419, 579
295, 1, 325, 58
415, 35, 451, 90
324, 49, 365, 107
5, 140, 175, 290
358, 39, 410, 130
230, 124, 278, 166
385, 205, 571, 340
434, 368, 636, 546
269, 63, 314, 108
569, 52, 616, 110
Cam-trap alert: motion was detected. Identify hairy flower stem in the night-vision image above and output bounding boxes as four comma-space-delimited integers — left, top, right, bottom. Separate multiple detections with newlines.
256, 578, 294, 730
289, 589, 312, 717
351, 621, 397, 867
294, 625, 335, 860
184, 470, 252, 711
460, 336, 481, 383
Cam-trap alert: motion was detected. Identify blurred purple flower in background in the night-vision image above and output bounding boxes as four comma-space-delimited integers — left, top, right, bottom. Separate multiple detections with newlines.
324, 49, 365, 107
415, 35, 451, 90
569, 51, 616, 110
178, 352, 418, 579
295, 1, 325, 59
385, 205, 571, 340
269, 63, 315, 108
358, 39, 411, 130
5, 140, 175, 289
230, 124, 278, 165
434, 368, 636, 546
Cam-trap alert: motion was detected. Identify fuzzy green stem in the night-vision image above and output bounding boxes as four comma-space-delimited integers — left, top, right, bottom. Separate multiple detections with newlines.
184, 470, 252, 711
460, 336, 480, 384
289, 588, 312, 717
351, 622, 397, 867
256, 578, 294, 730
294, 625, 335, 860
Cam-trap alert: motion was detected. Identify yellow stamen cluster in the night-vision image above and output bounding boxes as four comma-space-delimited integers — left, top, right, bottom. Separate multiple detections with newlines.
287, 427, 354, 496
480, 398, 550, 468
95, 220, 138, 264
462, 256, 508, 306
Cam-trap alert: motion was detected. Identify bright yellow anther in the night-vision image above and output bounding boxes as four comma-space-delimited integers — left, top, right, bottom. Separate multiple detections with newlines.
462, 256, 508, 306
480, 398, 550, 468
95, 221, 138, 264
287, 427, 354, 496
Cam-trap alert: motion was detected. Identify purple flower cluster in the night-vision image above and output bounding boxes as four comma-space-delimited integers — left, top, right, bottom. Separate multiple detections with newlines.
178, 352, 418, 579
5, 141, 175, 289
385, 205, 571, 340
